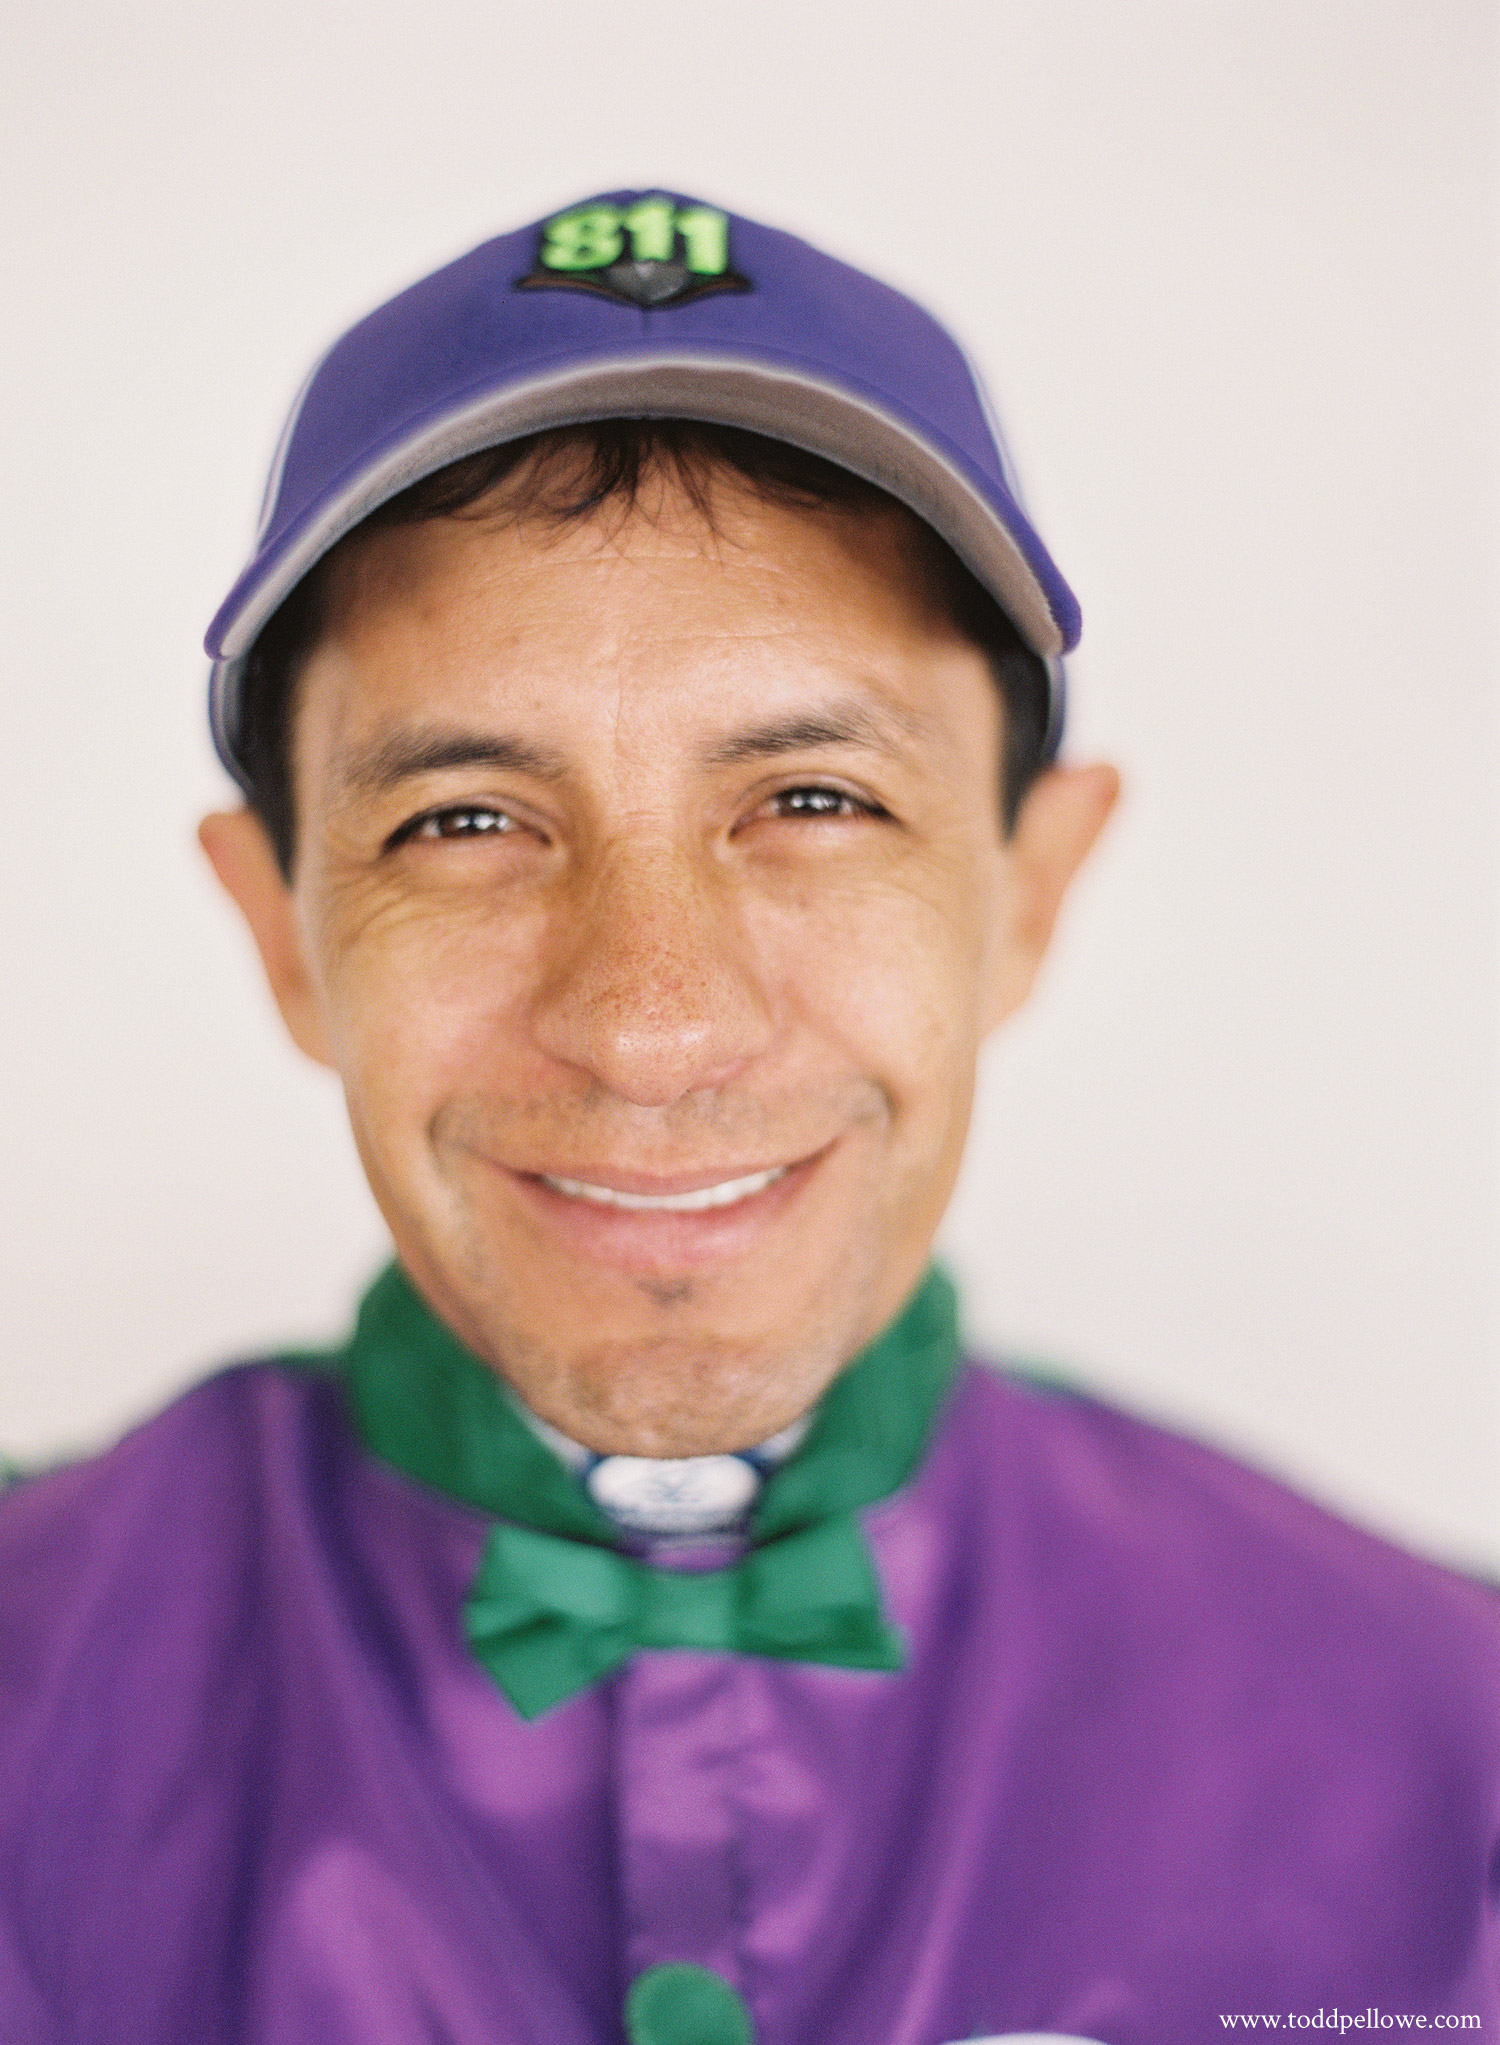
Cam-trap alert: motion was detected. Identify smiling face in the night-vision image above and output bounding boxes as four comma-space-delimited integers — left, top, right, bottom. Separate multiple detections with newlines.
203, 462, 1115, 1454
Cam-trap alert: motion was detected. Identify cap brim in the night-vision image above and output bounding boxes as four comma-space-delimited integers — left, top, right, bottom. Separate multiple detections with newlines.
210, 352, 1070, 787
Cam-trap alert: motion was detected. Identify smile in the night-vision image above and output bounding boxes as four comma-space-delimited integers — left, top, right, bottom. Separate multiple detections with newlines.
537, 1167, 790, 1213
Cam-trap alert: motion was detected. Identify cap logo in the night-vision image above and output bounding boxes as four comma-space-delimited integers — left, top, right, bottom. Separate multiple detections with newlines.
518, 198, 751, 309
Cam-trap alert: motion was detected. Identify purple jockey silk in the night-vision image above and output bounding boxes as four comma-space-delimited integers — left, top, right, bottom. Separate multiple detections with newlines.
1, 1346, 1498, 2040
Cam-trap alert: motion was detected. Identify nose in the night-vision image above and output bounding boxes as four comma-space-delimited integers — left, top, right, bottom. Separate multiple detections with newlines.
528, 840, 775, 1107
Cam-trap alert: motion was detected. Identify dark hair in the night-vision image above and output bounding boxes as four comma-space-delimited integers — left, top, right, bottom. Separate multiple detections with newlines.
236, 420, 1053, 874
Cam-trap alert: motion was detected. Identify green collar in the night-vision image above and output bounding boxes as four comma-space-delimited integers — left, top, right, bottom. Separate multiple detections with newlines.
336, 1262, 961, 1714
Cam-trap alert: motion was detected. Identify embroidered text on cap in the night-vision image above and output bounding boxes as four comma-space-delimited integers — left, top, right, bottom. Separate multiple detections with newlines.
518, 197, 752, 308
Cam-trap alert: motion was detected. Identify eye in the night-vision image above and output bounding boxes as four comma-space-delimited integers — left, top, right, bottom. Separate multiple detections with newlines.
385, 804, 523, 850
764, 785, 888, 821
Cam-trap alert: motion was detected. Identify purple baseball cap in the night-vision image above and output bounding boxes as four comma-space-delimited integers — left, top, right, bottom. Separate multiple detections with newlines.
206, 190, 1079, 787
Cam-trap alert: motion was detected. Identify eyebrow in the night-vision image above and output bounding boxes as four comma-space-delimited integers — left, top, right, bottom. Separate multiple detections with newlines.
335, 727, 569, 794
699, 700, 931, 766
334, 696, 932, 796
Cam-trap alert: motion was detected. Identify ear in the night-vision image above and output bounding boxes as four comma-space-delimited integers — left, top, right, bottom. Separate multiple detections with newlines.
981, 762, 1120, 1033
198, 809, 335, 1068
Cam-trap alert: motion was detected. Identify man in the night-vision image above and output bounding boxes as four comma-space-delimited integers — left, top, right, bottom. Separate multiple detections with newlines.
1, 191, 1496, 2044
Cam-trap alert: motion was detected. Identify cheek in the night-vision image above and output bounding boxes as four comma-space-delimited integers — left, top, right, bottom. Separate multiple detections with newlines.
754, 861, 994, 1110
306, 887, 549, 1137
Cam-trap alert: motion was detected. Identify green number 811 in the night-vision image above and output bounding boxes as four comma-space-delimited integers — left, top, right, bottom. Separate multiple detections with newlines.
540, 201, 729, 276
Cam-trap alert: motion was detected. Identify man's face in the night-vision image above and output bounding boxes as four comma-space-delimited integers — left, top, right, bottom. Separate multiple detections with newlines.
205, 468, 1114, 1454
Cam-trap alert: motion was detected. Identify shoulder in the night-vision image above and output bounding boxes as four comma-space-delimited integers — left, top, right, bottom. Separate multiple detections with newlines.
1, 1356, 346, 1529
906, 1364, 1500, 1924
0, 1363, 371, 2016
937, 1358, 1500, 1700
0, 1362, 349, 1725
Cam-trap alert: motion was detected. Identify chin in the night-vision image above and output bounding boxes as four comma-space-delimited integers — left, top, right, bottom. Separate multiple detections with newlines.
439, 1238, 875, 1456
549, 1327, 833, 1458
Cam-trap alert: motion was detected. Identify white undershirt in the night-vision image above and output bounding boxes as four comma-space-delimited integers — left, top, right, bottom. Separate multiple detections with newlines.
510, 1396, 812, 1541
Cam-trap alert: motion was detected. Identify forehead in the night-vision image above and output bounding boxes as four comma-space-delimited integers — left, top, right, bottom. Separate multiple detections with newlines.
297, 471, 994, 771
322, 468, 958, 640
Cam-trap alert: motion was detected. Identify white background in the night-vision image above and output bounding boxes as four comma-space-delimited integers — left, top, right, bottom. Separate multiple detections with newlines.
1, 1, 1495, 1571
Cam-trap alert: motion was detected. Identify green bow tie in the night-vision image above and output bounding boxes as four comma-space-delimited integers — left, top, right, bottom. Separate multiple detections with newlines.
334, 1262, 960, 1718
466, 1511, 903, 1718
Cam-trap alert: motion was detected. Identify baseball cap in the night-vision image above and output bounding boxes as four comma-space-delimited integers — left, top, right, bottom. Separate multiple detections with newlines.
206, 189, 1080, 787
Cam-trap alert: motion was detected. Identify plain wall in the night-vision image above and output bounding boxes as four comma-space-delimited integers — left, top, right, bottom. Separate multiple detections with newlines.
1, 0, 1495, 1571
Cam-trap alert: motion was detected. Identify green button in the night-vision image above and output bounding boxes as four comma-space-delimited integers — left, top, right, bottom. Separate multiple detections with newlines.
624, 1963, 755, 2045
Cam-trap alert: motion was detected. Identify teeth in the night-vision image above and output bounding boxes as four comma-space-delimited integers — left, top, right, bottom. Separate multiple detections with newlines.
540, 1166, 788, 1212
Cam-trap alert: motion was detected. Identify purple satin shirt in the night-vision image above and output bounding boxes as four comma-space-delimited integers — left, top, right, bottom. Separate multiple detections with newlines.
2, 1357, 1497, 2041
